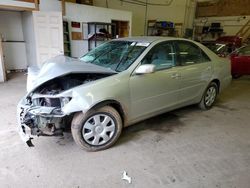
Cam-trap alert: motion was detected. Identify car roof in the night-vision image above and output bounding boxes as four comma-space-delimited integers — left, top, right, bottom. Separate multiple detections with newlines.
114, 36, 182, 43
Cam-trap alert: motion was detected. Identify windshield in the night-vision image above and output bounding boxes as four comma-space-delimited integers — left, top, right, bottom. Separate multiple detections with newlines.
79, 41, 148, 72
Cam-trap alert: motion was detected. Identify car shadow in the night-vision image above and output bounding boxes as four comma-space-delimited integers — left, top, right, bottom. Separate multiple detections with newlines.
116, 106, 193, 146
54, 93, 236, 148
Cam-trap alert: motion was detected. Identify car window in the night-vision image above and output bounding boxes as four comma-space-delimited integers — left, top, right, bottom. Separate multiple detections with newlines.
116, 45, 146, 72
141, 42, 175, 70
80, 41, 147, 72
91, 44, 130, 71
238, 46, 250, 56
176, 41, 210, 66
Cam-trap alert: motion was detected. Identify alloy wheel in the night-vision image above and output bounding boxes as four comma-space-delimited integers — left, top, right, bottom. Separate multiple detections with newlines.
205, 86, 217, 106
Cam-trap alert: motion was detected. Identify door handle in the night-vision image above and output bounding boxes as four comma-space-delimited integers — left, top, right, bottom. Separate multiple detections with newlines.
171, 73, 180, 79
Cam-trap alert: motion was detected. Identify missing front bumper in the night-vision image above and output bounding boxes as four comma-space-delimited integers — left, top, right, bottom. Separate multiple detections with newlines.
17, 104, 66, 147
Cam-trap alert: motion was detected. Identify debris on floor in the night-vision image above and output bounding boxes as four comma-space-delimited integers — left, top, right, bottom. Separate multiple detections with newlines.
122, 171, 132, 184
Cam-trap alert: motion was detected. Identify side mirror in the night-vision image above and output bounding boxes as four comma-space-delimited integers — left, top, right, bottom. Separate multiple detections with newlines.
135, 64, 156, 74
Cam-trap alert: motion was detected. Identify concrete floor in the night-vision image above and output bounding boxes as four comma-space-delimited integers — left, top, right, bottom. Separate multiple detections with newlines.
0, 73, 250, 188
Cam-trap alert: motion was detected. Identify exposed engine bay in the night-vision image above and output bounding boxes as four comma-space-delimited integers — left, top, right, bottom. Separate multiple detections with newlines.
19, 73, 114, 146
32, 73, 112, 107
36, 73, 109, 94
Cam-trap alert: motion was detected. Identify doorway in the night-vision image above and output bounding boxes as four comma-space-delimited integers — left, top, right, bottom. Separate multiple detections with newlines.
111, 20, 129, 38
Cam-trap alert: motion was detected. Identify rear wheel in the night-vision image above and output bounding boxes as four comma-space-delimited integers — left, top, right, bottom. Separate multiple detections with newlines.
199, 82, 218, 110
71, 106, 123, 151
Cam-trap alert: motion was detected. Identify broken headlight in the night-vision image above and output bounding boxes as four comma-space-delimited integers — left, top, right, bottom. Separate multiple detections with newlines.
60, 97, 72, 107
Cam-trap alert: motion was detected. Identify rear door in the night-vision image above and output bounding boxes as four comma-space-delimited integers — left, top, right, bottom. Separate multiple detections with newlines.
174, 41, 212, 103
33, 11, 64, 67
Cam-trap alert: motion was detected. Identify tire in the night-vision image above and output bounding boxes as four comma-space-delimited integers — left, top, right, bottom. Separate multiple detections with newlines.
199, 82, 218, 110
71, 106, 123, 151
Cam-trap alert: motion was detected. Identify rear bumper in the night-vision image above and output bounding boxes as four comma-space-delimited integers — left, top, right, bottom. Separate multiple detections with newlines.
220, 75, 232, 92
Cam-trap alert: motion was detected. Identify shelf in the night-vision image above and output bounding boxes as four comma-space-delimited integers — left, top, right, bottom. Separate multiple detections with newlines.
63, 21, 71, 57
87, 22, 115, 26
86, 22, 116, 51
148, 26, 174, 29
83, 38, 110, 40
147, 20, 176, 36
2, 41, 25, 43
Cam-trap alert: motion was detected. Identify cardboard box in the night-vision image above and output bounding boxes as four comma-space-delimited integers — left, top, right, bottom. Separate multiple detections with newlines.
71, 32, 83, 40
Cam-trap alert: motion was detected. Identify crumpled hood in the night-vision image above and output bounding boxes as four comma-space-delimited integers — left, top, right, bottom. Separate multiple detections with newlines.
27, 55, 116, 92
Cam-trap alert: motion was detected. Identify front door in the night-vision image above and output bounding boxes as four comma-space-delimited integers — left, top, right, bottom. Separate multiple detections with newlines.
33, 11, 64, 67
129, 42, 180, 121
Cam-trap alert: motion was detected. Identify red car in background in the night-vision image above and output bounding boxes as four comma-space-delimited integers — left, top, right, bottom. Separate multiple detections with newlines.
230, 45, 250, 78
202, 36, 242, 57
216, 36, 242, 49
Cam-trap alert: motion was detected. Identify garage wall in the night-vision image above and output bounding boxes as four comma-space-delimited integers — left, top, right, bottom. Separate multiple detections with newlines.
0, 11, 24, 41
39, 0, 62, 12
195, 16, 250, 36
93, 0, 196, 36
22, 11, 37, 67
65, 2, 132, 57
196, 0, 250, 17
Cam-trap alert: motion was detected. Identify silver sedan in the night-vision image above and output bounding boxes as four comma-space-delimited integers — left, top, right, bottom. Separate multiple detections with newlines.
17, 37, 231, 151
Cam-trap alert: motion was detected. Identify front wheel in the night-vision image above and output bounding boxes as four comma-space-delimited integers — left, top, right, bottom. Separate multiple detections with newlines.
71, 106, 123, 151
199, 82, 218, 110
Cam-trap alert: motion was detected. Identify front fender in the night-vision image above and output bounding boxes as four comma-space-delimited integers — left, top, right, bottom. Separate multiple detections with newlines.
62, 72, 130, 120
62, 90, 91, 115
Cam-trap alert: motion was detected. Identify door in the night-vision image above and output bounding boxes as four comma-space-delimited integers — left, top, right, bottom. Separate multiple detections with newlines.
111, 20, 129, 38
129, 42, 180, 120
0, 36, 6, 82
174, 41, 212, 103
33, 11, 64, 67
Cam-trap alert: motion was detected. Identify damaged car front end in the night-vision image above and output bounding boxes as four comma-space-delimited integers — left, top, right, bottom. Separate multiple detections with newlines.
17, 94, 70, 146
17, 56, 116, 147
17, 39, 149, 150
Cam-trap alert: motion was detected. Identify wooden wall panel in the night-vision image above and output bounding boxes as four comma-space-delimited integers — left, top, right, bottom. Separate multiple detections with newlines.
196, 0, 250, 17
